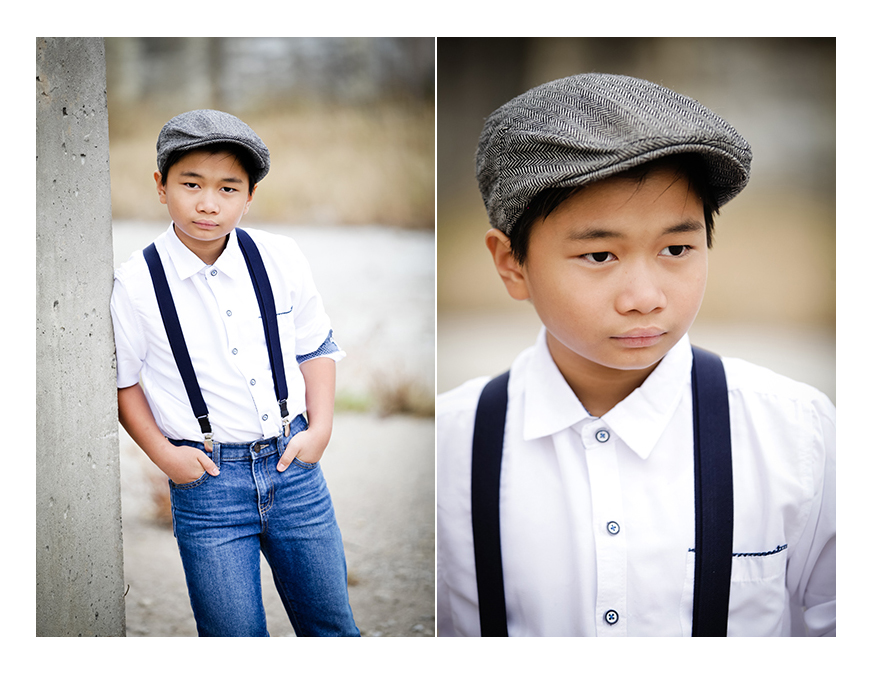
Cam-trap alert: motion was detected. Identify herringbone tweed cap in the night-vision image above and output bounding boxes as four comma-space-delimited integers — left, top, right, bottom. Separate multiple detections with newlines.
476, 73, 752, 234
157, 109, 270, 183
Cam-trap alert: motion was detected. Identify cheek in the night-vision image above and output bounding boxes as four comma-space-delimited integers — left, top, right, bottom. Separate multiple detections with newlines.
675, 261, 708, 316
526, 268, 602, 330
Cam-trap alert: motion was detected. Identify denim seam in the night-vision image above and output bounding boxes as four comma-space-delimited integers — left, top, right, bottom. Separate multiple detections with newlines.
256, 455, 276, 531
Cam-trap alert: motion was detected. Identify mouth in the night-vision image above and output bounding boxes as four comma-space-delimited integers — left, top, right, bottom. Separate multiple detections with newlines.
192, 220, 220, 229
611, 328, 667, 348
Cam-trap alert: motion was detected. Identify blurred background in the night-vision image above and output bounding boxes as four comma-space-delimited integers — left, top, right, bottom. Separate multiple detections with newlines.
437, 37, 835, 404
105, 37, 435, 637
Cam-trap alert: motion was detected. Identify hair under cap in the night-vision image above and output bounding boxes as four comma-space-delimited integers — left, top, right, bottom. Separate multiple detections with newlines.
156, 109, 271, 183
476, 73, 752, 235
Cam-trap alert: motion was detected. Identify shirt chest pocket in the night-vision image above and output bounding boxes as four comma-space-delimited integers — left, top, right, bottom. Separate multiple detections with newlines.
680, 546, 788, 637
232, 306, 295, 362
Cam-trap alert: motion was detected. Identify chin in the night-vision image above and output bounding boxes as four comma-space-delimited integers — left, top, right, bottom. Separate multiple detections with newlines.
608, 354, 664, 371
610, 343, 676, 370
589, 340, 666, 368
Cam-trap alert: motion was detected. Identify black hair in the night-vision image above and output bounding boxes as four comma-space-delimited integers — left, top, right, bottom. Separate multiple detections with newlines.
508, 153, 720, 265
160, 142, 259, 194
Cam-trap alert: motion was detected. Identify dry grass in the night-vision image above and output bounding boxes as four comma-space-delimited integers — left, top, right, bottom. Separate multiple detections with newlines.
369, 370, 435, 418
335, 372, 434, 418
108, 102, 435, 229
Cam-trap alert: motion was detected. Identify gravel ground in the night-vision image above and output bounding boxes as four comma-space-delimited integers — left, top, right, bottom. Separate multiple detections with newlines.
119, 412, 434, 637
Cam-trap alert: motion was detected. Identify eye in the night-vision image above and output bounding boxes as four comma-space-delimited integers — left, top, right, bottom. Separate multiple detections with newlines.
183, 182, 200, 189
581, 251, 616, 264
660, 245, 692, 258
220, 186, 238, 193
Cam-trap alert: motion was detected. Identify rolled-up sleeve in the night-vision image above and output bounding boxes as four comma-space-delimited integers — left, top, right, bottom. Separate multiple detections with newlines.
287, 240, 345, 364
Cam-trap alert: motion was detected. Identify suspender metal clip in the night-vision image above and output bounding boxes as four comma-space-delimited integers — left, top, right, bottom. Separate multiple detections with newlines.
197, 414, 214, 453
280, 399, 291, 437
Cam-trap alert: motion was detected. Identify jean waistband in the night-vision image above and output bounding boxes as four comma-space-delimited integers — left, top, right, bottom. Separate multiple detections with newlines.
167, 414, 307, 461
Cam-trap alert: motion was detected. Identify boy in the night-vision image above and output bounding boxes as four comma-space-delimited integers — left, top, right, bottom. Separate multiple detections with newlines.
111, 109, 359, 637
436, 74, 835, 637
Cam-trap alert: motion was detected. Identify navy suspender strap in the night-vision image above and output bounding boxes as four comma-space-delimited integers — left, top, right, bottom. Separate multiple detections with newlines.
143, 243, 215, 449
471, 370, 511, 637
470, 346, 733, 637
235, 229, 291, 436
142, 231, 291, 445
689, 346, 734, 637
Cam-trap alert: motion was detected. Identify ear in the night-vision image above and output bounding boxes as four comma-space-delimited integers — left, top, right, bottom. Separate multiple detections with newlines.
485, 228, 530, 301
154, 171, 167, 205
243, 183, 257, 215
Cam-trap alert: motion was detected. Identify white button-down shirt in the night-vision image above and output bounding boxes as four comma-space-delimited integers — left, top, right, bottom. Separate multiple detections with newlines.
111, 224, 344, 443
437, 329, 835, 637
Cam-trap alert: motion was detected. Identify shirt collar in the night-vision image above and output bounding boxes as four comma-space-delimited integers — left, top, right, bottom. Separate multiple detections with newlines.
603, 333, 691, 460
522, 328, 590, 441
521, 328, 692, 460
163, 223, 246, 280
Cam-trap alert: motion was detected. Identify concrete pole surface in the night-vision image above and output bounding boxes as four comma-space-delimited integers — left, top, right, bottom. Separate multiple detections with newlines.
36, 37, 125, 636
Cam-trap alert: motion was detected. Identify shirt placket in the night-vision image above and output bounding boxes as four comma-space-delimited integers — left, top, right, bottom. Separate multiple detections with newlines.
204, 265, 277, 438
582, 422, 628, 636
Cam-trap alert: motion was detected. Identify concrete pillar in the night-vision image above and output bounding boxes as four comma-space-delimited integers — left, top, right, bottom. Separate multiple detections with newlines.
36, 37, 125, 637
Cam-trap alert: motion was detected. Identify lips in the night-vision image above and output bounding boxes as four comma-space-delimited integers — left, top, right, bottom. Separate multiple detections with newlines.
615, 328, 665, 338
611, 328, 666, 348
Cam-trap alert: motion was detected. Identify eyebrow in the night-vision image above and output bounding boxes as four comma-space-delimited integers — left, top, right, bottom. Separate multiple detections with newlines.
567, 219, 704, 241
179, 170, 244, 184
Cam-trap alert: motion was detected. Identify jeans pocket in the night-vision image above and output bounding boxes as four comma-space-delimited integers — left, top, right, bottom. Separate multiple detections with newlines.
291, 456, 319, 470
168, 470, 210, 490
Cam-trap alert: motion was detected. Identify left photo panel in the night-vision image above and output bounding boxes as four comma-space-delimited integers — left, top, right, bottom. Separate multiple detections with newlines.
36, 36, 435, 637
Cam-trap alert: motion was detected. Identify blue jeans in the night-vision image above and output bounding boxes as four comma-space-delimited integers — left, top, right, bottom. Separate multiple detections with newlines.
167, 415, 359, 637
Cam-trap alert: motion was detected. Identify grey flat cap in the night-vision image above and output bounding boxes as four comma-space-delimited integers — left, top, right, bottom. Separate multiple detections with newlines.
476, 73, 752, 234
156, 109, 270, 183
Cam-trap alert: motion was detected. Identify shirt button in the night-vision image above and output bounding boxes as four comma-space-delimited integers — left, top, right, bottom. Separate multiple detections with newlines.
595, 429, 610, 443
250, 379, 256, 386
232, 348, 238, 355
607, 521, 621, 535
604, 610, 619, 625
226, 310, 232, 316
262, 414, 269, 421
210, 269, 217, 276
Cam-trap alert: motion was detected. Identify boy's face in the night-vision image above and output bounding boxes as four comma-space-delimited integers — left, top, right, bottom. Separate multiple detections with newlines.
155, 149, 255, 253
491, 166, 708, 380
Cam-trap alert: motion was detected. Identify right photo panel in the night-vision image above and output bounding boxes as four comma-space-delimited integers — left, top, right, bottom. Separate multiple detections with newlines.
436, 37, 835, 638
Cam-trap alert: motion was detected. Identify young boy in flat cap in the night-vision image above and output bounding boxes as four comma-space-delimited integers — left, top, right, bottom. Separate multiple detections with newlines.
111, 109, 359, 637
436, 74, 835, 637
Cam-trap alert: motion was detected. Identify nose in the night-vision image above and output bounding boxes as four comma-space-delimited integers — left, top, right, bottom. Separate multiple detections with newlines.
196, 191, 219, 214
614, 263, 666, 315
